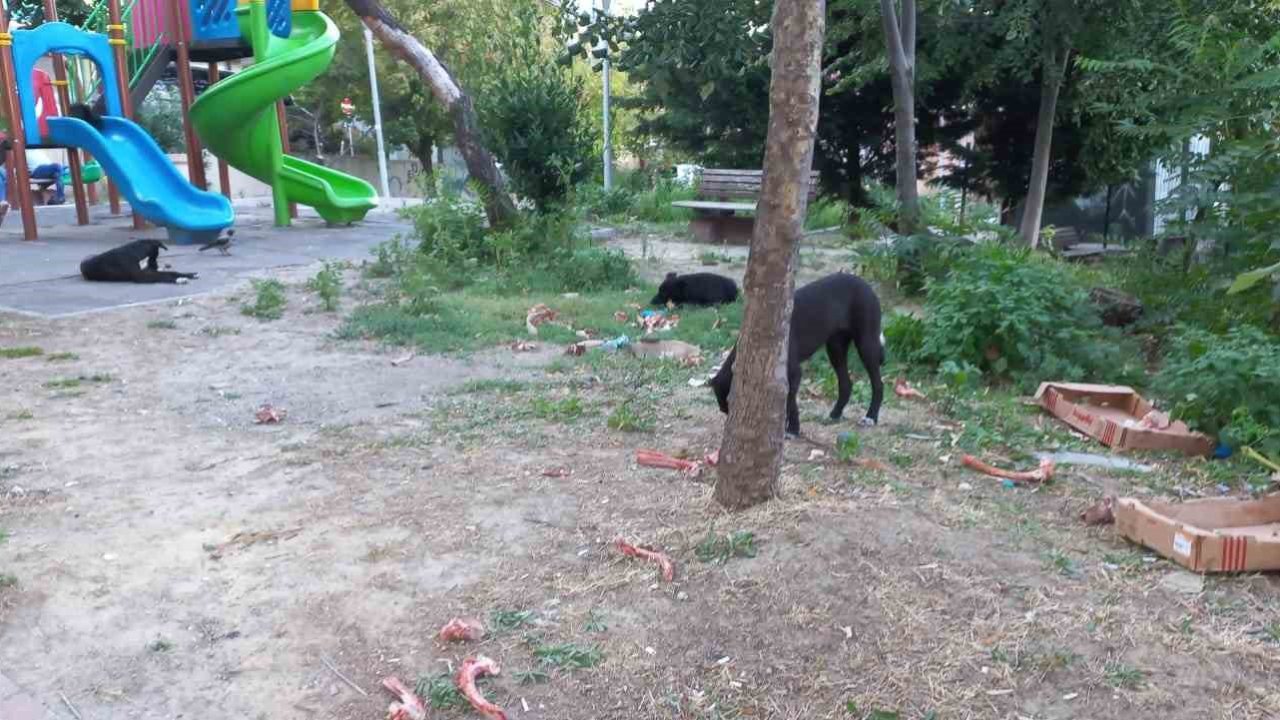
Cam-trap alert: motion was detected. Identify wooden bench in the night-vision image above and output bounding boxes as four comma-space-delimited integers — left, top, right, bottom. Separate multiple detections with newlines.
672, 168, 820, 244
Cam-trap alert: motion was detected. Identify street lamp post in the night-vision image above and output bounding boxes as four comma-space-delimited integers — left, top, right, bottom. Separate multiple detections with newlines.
598, 0, 613, 191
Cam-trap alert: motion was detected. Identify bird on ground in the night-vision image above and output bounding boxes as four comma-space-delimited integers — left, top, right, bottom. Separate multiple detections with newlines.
199, 229, 235, 255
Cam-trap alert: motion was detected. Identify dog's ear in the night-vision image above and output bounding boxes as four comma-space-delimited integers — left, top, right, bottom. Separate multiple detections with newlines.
665, 271, 677, 280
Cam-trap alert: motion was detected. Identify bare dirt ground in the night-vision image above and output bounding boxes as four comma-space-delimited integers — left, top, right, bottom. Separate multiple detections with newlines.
1, 229, 1278, 720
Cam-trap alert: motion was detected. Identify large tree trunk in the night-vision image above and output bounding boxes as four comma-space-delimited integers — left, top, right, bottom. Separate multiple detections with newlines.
713, 0, 826, 510
880, 0, 919, 233
344, 0, 517, 229
1017, 42, 1070, 248
414, 132, 435, 196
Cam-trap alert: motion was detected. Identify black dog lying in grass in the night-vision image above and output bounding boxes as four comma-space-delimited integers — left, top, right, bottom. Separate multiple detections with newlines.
80, 239, 197, 284
709, 272, 884, 436
650, 271, 739, 307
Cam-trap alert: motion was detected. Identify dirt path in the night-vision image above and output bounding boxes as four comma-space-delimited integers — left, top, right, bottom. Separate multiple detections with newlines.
1, 235, 1277, 720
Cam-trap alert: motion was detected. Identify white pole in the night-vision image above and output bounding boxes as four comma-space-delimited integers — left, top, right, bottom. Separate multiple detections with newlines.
363, 24, 392, 198
600, 0, 613, 191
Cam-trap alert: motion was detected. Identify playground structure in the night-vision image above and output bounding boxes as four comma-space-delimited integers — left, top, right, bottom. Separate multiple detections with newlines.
0, 0, 377, 241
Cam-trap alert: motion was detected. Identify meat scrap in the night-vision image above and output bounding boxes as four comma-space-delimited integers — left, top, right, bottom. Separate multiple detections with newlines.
635, 449, 702, 476
614, 537, 676, 583
382, 676, 428, 720
510, 340, 537, 352
894, 377, 928, 401
704, 449, 720, 467
1137, 409, 1171, 430
961, 455, 1055, 485
525, 304, 558, 335
456, 656, 508, 720
541, 467, 571, 478
438, 617, 486, 643
254, 404, 286, 424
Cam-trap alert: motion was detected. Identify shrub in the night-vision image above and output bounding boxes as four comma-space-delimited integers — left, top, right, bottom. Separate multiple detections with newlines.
575, 184, 636, 220
307, 262, 343, 312
1154, 324, 1280, 442
405, 193, 489, 266
480, 63, 596, 212
916, 245, 1138, 389
882, 312, 925, 365
805, 196, 851, 230
629, 180, 695, 224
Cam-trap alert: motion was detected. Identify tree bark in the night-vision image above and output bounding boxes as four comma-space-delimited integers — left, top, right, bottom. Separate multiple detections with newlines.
343, 0, 517, 229
1017, 42, 1071, 248
414, 132, 436, 195
713, 0, 826, 511
880, 0, 919, 233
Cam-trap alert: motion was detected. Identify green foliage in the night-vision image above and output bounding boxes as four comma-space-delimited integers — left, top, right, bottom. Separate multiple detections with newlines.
1154, 325, 1280, 441
134, 88, 186, 153
46, 352, 78, 362
407, 193, 490, 267
530, 395, 586, 422
241, 280, 287, 321
695, 531, 758, 564
835, 431, 861, 462
805, 197, 852, 230
917, 246, 1137, 389
415, 673, 468, 710
146, 320, 177, 330
882, 312, 925, 365
532, 642, 603, 670
479, 52, 596, 211
490, 609, 536, 633
606, 399, 654, 433
0, 346, 42, 359
306, 262, 343, 312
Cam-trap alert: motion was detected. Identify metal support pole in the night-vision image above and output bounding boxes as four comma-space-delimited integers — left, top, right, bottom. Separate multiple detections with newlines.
169, 0, 207, 190
43, 0, 90, 226
208, 61, 231, 199
107, 0, 144, 228
599, 0, 612, 191
0, 6, 38, 239
363, 25, 390, 198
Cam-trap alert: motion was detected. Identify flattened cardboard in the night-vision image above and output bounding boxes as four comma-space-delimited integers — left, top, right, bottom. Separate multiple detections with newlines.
1034, 382, 1215, 457
1114, 495, 1280, 573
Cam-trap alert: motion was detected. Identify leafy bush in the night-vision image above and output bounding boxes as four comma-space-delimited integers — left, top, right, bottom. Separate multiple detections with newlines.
480, 62, 596, 211
405, 193, 489, 266
306, 262, 343, 312
575, 184, 637, 220
882, 312, 925, 365
241, 280, 287, 320
1154, 324, 1280, 441
805, 197, 851, 230
629, 179, 695, 223
916, 246, 1137, 388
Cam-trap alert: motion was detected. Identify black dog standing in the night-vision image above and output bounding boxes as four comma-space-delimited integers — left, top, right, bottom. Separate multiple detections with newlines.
709, 272, 884, 436
80, 239, 198, 284
651, 271, 739, 307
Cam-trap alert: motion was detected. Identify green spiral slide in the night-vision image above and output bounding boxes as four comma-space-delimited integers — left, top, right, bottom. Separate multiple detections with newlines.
190, 2, 377, 226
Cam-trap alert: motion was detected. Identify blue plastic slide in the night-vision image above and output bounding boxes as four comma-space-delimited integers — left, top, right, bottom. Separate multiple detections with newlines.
45, 116, 234, 241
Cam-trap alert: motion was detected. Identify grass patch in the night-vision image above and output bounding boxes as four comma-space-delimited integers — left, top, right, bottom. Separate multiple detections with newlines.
695, 531, 758, 564
0, 573, 16, 589
199, 325, 241, 337
415, 673, 467, 710
307, 262, 343, 312
241, 280, 287, 320
1104, 661, 1146, 689
146, 320, 177, 330
147, 637, 174, 652
530, 395, 586, 422
452, 378, 528, 395
489, 609, 535, 633
532, 642, 603, 670
7, 409, 34, 420
45, 352, 78, 362
42, 373, 113, 390
606, 399, 655, 432
513, 669, 551, 685
0, 346, 43, 359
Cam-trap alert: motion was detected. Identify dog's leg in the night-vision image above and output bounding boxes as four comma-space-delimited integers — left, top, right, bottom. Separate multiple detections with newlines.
132, 270, 198, 284
825, 338, 852, 421
145, 245, 160, 271
786, 361, 802, 437
855, 332, 885, 426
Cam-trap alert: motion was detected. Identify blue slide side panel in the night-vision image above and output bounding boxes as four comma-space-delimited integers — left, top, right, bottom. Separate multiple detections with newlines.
12, 23, 123, 146
45, 116, 234, 233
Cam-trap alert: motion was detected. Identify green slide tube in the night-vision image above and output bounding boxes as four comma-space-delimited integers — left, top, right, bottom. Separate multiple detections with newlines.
190, 3, 378, 226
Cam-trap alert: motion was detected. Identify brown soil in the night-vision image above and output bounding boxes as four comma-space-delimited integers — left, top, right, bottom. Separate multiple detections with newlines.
1, 232, 1277, 720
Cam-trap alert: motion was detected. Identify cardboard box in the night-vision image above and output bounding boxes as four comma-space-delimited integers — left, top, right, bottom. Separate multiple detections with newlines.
1115, 496, 1280, 573
1034, 382, 1215, 457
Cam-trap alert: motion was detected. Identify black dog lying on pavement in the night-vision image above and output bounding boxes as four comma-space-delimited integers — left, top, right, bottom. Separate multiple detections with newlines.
650, 271, 739, 307
709, 272, 884, 436
80, 239, 197, 284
